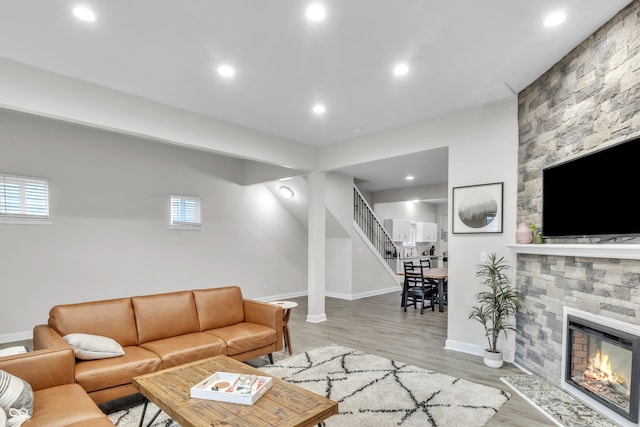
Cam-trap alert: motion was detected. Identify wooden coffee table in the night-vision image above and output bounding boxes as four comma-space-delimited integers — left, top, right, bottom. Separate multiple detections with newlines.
133, 355, 338, 427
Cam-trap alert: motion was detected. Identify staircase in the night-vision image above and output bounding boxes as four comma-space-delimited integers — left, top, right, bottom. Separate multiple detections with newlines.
353, 186, 398, 272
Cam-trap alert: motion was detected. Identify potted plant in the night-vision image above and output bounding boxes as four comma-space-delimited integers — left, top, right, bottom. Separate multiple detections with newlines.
528, 222, 544, 244
468, 253, 525, 368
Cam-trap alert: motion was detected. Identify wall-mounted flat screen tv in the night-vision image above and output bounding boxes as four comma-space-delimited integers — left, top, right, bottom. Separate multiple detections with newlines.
542, 136, 640, 238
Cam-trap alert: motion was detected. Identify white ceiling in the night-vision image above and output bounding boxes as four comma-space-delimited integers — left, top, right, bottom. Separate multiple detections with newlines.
0, 0, 632, 192
340, 147, 449, 193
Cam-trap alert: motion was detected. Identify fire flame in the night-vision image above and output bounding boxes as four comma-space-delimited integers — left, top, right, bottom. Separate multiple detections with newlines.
594, 350, 610, 376
587, 350, 623, 384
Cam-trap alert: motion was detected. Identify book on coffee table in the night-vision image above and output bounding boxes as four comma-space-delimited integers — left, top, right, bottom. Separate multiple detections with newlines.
190, 371, 272, 405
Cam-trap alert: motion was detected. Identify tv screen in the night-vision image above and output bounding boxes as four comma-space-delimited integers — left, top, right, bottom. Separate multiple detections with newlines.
542, 136, 640, 238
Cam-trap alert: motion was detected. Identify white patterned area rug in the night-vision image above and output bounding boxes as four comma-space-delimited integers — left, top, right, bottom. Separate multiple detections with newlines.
108, 400, 179, 427
107, 345, 510, 427
260, 344, 510, 426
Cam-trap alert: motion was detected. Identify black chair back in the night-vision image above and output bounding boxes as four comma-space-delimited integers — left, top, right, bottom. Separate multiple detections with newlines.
404, 261, 424, 287
419, 258, 431, 269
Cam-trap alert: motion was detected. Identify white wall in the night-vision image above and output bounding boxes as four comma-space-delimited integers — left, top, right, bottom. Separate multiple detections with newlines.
325, 173, 355, 233
0, 109, 308, 340
326, 238, 352, 296
319, 97, 519, 360
350, 231, 401, 298
325, 173, 353, 296
446, 99, 519, 361
374, 201, 438, 223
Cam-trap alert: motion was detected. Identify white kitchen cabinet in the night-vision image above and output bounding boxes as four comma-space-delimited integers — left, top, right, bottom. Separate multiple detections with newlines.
384, 219, 411, 242
416, 222, 438, 242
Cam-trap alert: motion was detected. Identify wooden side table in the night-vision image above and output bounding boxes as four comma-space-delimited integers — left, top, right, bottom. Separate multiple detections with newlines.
268, 301, 298, 355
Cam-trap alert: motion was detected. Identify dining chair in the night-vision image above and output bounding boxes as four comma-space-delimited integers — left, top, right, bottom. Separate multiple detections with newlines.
400, 261, 414, 308
403, 262, 435, 314
420, 258, 447, 306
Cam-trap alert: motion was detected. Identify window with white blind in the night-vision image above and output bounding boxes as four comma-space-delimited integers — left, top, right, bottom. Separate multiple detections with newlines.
0, 174, 50, 224
170, 194, 201, 229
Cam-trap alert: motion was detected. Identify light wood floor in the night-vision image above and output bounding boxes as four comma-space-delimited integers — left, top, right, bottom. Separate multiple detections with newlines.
258, 292, 554, 427
1, 292, 554, 425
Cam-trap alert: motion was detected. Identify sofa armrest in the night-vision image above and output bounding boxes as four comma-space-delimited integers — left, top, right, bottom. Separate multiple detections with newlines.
243, 300, 283, 348
33, 324, 70, 350
0, 347, 75, 391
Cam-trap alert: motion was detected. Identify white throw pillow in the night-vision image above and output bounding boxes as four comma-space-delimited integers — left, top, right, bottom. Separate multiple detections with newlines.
63, 333, 125, 360
0, 406, 6, 427
0, 369, 33, 425
6, 408, 30, 427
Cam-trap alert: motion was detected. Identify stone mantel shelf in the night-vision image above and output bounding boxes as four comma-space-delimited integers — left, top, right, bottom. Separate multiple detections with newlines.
506, 244, 640, 260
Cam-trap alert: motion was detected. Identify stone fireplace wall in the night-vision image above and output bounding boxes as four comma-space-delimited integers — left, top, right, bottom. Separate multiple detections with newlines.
515, 1, 640, 384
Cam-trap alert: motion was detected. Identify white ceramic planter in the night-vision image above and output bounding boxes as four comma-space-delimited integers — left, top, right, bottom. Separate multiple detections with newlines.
484, 349, 503, 368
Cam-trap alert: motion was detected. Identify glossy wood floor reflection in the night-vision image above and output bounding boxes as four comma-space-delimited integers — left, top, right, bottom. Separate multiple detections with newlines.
260, 292, 553, 427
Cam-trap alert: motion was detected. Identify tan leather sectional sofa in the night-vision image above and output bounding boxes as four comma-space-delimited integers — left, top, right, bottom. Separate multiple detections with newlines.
0, 347, 113, 426
34, 286, 283, 404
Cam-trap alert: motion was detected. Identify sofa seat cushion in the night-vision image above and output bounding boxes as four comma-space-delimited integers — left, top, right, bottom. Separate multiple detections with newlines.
27, 384, 112, 427
140, 332, 227, 369
205, 323, 276, 356
65, 418, 115, 427
74, 346, 161, 393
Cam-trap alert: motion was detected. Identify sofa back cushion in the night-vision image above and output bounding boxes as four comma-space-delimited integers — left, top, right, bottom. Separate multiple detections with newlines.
132, 291, 200, 344
49, 298, 138, 347
193, 286, 245, 331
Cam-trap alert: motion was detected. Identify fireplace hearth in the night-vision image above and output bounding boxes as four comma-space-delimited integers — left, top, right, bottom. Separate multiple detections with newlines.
564, 312, 640, 425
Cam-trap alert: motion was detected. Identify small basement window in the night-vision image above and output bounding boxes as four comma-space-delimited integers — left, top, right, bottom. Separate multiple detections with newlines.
0, 173, 51, 224
170, 194, 201, 229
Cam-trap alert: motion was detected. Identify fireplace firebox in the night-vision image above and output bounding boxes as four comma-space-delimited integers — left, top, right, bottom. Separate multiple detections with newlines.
565, 315, 640, 423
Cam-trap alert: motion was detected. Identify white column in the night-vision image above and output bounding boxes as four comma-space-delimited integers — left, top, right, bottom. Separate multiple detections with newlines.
307, 170, 327, 323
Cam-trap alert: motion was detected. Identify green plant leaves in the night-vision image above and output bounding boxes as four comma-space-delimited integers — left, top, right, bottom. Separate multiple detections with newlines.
467, 253, 525, 352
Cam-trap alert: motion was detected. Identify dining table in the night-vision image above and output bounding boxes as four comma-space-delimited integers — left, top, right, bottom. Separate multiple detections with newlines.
398, 267, 448, 312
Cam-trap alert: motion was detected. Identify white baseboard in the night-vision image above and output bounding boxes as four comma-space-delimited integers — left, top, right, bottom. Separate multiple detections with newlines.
326, 286, 399, 301
0, 330, 32, 344
445, 339, 516, 363
260, 287, 400, 302
306, 314, 327, 323
445, 339, 484, 357
254, 291, 308, 302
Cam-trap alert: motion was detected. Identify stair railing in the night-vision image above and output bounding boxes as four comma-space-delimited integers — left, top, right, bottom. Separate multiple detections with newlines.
353, 186, 398, 270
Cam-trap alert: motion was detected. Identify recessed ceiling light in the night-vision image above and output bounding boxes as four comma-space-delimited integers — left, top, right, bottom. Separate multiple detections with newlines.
73, 6, 96, 22
217, 65, 235, 77
544, 11, 566, 27
279, 186, 295, 199
393, 63, 410, 76
353, 126, 363, 133
306, 4, 326, 21
412, 199, 420, 203
405, 175, 415, 181
312, 104, 326, 114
